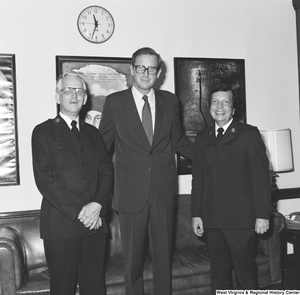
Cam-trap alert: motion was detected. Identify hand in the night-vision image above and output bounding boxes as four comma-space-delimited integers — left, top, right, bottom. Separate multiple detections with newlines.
94, 217, 102, 230
78, 202, 102, 230
192, 217, 204, 237
255, 218, 269, 234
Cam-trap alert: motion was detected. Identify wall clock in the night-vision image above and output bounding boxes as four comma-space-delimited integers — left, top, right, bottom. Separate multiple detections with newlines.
77, 6, 115, 44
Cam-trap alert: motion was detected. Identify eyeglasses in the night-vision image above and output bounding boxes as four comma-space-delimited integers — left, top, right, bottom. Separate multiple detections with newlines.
60, 87, 86, 97
134, 65, 159, 75
211, 99, 232, 107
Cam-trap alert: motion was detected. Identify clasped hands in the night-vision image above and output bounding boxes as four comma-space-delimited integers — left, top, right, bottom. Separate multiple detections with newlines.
78, 202, 102, 230
192, 217, 269, 236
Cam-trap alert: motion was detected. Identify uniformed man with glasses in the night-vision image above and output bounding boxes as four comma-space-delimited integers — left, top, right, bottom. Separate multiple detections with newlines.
100, 47, 194, 295
32, 71, 113, 295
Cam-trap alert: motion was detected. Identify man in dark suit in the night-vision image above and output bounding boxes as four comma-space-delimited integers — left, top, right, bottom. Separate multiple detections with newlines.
32, 71, 113, 295
191, 83, 271, 293
100, 47, 194, 295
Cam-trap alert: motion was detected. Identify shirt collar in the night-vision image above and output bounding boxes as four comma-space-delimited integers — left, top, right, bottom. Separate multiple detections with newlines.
132, 85, 155, 106
215, 118, 233, 135
60, 112, 80, 130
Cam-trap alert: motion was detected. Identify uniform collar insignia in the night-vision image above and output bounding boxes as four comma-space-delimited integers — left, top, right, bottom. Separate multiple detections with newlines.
231, 128, 236, 133
54, 117, 61, 123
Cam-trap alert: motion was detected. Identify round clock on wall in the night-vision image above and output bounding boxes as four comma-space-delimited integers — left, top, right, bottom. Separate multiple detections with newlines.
77, 6, 115, 44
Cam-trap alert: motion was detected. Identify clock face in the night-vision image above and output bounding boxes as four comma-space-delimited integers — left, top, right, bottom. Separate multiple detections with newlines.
77, 6, 115, 44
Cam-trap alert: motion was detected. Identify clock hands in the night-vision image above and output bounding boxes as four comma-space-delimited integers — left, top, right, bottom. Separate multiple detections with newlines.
91, 14, 99, 40
93, 14, 98, 27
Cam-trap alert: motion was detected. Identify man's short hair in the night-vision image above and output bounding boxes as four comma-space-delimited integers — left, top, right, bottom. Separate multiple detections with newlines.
55, 70, 87, 93
131, 47, 162, 70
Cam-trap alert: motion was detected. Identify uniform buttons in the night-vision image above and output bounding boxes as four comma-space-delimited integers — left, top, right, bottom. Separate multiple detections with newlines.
81, 162, 84, 165
82, 175, 86, 178
150, 151, 152, 155
148, 168, 151, 172
85, 188, 88, 191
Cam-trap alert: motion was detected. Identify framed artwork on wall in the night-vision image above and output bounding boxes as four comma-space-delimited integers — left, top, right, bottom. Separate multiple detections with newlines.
174, 57, 246, 174
56, 55, 133, 128
0, 54, 20, 186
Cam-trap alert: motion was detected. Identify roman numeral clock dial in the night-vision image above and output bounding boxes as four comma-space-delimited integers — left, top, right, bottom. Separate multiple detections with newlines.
77, 6, 115, 44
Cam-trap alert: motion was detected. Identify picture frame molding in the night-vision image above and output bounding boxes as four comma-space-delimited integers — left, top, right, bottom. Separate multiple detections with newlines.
0, 53, 20, 186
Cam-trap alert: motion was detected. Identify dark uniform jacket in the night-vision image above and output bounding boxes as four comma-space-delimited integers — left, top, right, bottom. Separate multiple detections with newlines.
32, 115, 113, 240
191, 120, 271, 229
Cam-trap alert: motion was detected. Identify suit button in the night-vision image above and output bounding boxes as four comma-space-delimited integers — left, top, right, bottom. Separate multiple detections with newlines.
82, 175, 86, 178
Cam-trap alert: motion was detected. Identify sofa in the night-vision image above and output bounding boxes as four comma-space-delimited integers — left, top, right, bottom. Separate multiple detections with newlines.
0, 194, 285, 295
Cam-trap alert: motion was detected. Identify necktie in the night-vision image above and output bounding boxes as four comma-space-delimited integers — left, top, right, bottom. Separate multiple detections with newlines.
217, 127, 224, 144
142, 95, 153, 145
71, 120, 80, 143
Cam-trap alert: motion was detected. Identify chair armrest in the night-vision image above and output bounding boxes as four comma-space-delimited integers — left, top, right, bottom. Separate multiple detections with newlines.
257, 212, 285, 255
256, 211, 285, 285
0, 226, 26, 295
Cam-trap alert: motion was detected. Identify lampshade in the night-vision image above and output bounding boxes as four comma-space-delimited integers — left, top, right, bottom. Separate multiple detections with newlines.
260, 129, 294, 173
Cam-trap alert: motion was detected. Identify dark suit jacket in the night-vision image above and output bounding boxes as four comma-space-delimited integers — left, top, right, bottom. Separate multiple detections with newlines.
100, 87, 194, 213
32, 115, 113, 240
191, 120, 271, 229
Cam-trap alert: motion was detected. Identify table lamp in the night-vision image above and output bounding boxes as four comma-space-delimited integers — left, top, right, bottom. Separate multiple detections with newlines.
260, 129, 294, 211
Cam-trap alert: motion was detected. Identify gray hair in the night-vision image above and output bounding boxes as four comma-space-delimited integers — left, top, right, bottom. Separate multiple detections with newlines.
55, 70, 87, 93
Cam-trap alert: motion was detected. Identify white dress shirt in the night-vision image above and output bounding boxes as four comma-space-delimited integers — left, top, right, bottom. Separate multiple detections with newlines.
131, 86, 156, 131
60, 112, 80, 131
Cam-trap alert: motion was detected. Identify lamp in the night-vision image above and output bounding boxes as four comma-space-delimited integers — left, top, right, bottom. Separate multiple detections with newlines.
260, 129, 294, 211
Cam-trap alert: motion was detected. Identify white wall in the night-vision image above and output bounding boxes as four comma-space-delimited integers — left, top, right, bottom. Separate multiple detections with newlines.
0, 0, 299, 215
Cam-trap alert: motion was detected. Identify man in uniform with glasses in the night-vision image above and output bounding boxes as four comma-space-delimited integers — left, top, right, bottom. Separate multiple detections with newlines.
100, 47, 194, 295
32, 71, 113, 295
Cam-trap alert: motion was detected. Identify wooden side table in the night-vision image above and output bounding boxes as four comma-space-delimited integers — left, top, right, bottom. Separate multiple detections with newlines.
280, 227, 300, 289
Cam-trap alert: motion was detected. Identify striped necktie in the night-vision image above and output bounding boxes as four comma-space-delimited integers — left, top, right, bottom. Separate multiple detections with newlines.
142, 95, 153, 145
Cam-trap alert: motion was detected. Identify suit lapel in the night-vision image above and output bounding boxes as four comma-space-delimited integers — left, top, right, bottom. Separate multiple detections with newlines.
123, 88, 166, 148
123, 88, 150, 145
152, 90, 165, 145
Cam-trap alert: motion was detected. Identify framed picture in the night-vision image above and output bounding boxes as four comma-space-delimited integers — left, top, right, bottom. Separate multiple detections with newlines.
56, 56, 133, 128
174, 57, 246, 174
0, 54, 20, 185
